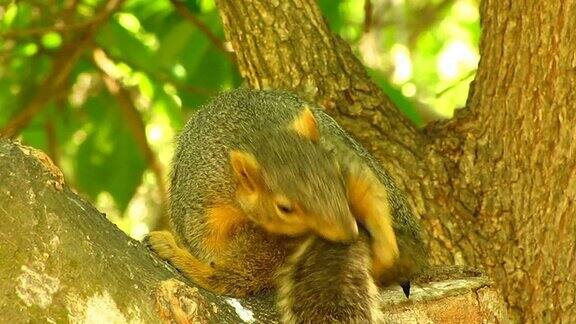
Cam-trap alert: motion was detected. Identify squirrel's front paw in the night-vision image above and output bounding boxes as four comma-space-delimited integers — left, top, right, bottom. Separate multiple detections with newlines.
144, 230, 179, 260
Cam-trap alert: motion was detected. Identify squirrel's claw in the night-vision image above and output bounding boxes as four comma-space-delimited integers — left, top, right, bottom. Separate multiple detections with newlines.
400, 281, 411, 298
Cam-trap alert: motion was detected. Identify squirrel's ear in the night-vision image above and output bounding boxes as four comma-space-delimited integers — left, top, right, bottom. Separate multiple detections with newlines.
230, 150, 263, 192
291, 106, 319, 142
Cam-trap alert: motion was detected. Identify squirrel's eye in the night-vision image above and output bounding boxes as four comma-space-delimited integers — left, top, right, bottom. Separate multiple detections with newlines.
276, 203, 294, 214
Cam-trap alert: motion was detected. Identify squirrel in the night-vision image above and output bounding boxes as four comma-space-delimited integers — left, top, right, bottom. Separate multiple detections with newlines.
145, 89, 427, 316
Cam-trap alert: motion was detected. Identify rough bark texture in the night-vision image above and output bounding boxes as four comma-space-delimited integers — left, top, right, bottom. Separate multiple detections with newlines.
0, 140, 507, 322
458, 1, 576, 321
216, 0, 576, 322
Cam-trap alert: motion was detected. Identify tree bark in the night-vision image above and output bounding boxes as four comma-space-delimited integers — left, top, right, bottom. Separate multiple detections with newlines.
216, 0, 576, 322
0, 140, 506, 322
457, 1, 576, 321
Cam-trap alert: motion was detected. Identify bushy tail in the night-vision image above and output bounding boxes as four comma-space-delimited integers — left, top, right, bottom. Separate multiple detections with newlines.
275, 234, 383, 323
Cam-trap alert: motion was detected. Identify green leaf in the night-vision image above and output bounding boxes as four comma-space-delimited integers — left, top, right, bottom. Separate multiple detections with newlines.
318, 0, 345, 32
155, 21, 195, 67
96, 20, 156, 73
41, 32, 63, 49
74, 94, 146, 212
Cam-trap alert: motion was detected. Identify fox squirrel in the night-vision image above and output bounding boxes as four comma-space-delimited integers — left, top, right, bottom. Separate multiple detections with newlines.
146, 89, 427, 319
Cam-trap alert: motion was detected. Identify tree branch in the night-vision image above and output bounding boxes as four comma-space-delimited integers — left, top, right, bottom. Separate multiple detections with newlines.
1, 15, 101, 39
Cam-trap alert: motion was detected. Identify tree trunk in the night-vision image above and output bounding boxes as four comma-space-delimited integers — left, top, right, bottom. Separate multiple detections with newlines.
216, 0, 576, 322
457, 1, 576, 321
0, 140, 507, 322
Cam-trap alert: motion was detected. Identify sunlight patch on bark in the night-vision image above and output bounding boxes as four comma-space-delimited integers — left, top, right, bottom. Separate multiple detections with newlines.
16, 264, 60, 309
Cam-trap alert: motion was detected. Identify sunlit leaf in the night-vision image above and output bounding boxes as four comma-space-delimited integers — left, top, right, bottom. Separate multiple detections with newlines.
2, 3, 19, 28
41, 32, 62, 49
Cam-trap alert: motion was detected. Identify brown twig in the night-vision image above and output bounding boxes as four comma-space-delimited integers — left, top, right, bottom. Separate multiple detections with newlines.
169, 0, 233, 60
92, 48, 170, 227
363, 0, 373, 33
435, 69, 476, 97
44, 97, 68, 166
2, 0, 111, 39
0, 0, 126, 139
1, 20, 90, 39
44, 119, 59, 166
0, 42, 79, 139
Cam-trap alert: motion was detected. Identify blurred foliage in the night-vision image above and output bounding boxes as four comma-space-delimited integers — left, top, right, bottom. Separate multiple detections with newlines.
0, 0, 479, 238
